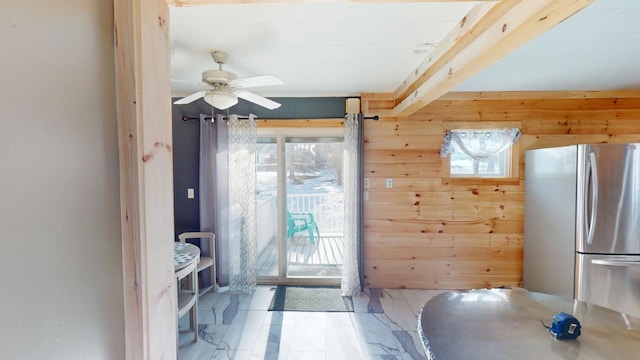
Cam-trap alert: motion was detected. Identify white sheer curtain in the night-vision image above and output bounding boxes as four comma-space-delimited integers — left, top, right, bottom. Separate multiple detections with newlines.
342, 113, 362, 297
227, 114, 258, 294
199, 114, 220, 289
440, 128, 521, 159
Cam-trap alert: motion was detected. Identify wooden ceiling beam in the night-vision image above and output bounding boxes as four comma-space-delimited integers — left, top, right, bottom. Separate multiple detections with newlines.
391, 0, 594, 117
166, 0, 498, 6
439, 90, 640, 101
393, 1, 500, 101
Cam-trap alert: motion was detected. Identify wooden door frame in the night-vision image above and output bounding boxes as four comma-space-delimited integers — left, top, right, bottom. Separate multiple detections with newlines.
114, 0, 176, 358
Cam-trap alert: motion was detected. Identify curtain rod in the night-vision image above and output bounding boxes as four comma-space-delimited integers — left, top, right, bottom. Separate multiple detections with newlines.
343, 114, 380, 121
182, 115, 252, 122
182, 114, 379, 122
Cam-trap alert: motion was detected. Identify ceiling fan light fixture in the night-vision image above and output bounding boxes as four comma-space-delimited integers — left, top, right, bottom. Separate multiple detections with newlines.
204, 90, 238, 110
173, 50, 282, 109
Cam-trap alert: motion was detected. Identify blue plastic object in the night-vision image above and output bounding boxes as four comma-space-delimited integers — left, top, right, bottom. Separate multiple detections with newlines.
550, 312, 581, 340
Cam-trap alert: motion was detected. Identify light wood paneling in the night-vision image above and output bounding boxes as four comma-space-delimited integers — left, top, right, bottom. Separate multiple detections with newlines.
364, 163, 442, 178
365, 122, 445, 137
365, 135, 443, 150
364, 150, 441, 164
363, 93, 640, 290
365, 190, 524, 205
366, 233, 523, 247
366, 245, 522, 261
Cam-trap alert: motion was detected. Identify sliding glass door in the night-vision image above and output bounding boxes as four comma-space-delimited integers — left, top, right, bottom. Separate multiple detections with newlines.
256, 129, 344, 284
284, 137, 344, 279
256, 137, 279, 277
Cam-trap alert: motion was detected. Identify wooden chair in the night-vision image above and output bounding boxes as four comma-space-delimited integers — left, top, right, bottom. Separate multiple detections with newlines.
178, 232, 216, 295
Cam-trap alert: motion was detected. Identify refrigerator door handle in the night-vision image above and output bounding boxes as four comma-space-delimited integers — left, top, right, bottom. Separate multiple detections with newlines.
592, 259, 640, 267
587, 152, 598, 245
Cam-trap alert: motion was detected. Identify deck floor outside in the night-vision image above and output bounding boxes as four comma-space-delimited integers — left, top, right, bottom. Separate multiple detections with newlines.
257, 234, 344, 277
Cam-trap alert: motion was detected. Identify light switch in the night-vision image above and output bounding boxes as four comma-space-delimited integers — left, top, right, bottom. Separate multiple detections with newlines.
363, 178, 370, 188
386, 178, 393, 188
363, 191, 369, 201
187, 188, 195, 199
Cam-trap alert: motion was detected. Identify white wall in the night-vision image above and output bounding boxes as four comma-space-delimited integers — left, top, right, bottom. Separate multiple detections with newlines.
0, 0, 125, 358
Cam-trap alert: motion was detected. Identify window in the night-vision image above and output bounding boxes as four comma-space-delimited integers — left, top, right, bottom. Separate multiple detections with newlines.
441, 125, 521, 180
449, 139, 511, 177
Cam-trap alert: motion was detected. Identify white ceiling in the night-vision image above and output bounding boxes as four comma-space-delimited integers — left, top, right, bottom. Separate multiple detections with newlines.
170, 1, 476, 97
170, 0, 640, 100
456, 0, 640, 91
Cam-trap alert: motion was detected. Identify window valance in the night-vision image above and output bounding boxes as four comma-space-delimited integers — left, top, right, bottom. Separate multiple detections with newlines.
440, 128, 521, 160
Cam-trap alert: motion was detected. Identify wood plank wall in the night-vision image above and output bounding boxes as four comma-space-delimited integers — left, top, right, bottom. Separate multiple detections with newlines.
362, 94, 640, 289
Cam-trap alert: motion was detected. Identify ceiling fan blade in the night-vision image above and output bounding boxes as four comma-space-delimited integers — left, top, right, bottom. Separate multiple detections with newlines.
236, 90, 281, 110
229, 75, 284, 89
173, 91, 207, 105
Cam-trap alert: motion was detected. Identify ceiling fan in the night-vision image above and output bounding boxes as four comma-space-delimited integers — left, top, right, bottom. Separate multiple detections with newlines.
173, 50, 284, 110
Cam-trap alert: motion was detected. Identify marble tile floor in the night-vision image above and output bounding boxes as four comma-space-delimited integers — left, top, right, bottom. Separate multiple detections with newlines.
178, 285, 448, 360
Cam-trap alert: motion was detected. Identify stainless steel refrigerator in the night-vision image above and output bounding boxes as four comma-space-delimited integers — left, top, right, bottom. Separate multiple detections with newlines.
524, 145, 578, 300
524, 143, 640, 317
575, 143, 640, 317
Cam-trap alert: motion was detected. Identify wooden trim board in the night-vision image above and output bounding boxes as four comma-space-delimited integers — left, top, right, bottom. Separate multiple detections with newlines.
114, 0, 176, 358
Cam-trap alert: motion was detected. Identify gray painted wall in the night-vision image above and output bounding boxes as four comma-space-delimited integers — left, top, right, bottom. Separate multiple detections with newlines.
0, 1, 124, 358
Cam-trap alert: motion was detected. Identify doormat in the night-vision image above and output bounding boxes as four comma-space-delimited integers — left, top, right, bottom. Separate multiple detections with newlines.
268, 285, 354, 312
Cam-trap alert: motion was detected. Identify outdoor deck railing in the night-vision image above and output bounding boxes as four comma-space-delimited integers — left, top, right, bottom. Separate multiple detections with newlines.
256, 193, 344, 254
287, 193, 344, 234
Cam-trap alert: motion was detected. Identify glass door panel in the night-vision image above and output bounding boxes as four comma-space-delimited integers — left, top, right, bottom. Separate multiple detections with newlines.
256, 137, 278, 277
285, 138, 344, 278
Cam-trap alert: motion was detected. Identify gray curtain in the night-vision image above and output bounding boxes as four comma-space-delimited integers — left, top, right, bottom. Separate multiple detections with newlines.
199, 113, 230, 287
342, 113, 364, 296
357, 113, 365, 292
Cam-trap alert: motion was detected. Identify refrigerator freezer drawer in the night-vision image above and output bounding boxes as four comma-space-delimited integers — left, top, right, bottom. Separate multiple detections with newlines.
576, 254, 640, 317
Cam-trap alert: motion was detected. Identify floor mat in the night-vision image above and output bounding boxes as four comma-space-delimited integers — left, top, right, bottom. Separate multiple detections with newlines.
268, 285, 354, 312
